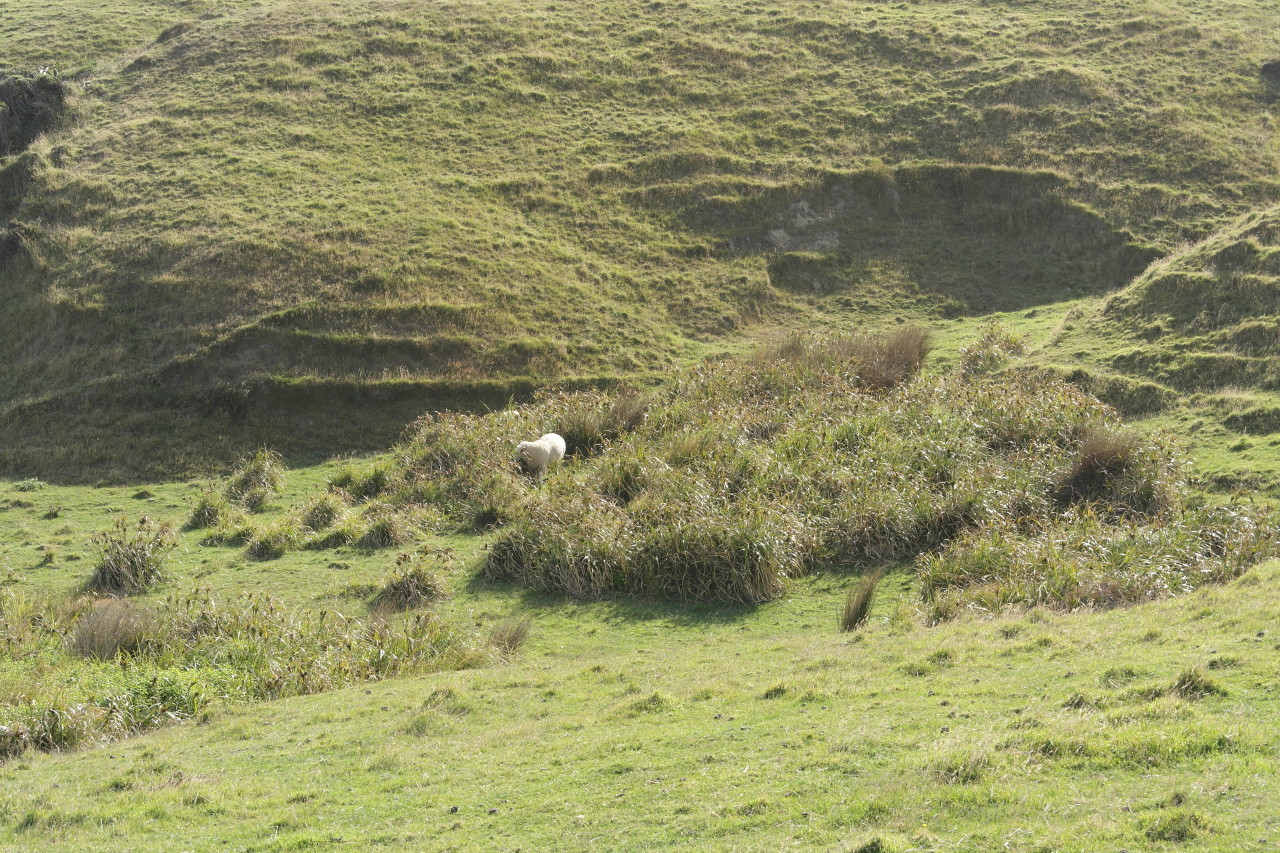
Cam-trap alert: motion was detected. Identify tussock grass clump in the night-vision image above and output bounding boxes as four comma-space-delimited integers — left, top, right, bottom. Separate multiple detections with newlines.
126, 589, 490, 699
928, 749, 991, 784
489, 616, 532, 656
185, 490, 231, 530
245, 521, 304, 561
298, 491, 347, 532
959, 319, 1026, 376
840, 570, 885, 632
1169, 667, 1227, 700
84, 518, 177, 595
390, 388, 650, 528
224, 449, 286, 510
624, 691, 672, 716
330, 464, 395, 500
1051, 427, 1173, 515
199, 512, 254, 547
356, 508, 417, 549
259, 326, 1272, 610
486, 490, 634, 598
550, 389, 649, 456
392, 410, 530, 529
370, 551, 451, 614
850, 325, 934, 391
72, 598, 157, 660
305, 518, 362, 549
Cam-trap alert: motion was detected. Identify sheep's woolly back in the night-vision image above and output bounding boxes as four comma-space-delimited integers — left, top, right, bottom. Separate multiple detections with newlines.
517, 433, 567, 479
517, 440, 553, 471
539, 433, 566, 464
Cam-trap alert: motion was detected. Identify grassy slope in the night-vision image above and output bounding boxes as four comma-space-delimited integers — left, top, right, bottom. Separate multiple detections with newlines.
1, 0, 1279, 479
1, 1, 1280, 849
0, 361, 1276, 851
1, 531, 1278, 851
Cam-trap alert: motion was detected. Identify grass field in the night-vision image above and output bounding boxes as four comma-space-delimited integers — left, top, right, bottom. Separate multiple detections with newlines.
1, 326, 1277, 850
1, 518, 1278, 851
3, 0, 1280, 849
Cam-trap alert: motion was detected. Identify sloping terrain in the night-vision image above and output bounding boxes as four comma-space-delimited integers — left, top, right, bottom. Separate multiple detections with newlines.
0, 541, 1278, 852
1099, 205, 1280, 392
0, 0, 1278, 478
1034, 205, 1280, 495
3, 4, 1280, 851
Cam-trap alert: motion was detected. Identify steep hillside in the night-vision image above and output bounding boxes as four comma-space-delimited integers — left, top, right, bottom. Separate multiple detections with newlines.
2, 0, 1279, 478
1035, 205, 1280, 495
1099, 205, 1280, 391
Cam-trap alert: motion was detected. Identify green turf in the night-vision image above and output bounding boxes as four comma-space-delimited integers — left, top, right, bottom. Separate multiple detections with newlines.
1, 536, 1278, 851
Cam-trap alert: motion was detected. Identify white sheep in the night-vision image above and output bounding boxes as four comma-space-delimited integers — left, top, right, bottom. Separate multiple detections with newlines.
516, 433, 566, 482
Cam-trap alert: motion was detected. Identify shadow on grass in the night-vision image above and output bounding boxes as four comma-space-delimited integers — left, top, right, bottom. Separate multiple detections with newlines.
465, 557, 916, 628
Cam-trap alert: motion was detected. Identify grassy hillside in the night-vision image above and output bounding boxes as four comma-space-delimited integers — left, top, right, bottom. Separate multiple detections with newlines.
1, 0, 1279, 479
2, 2, 1280, 849
2, 500, 1279, 851
0, 329, 1275, 850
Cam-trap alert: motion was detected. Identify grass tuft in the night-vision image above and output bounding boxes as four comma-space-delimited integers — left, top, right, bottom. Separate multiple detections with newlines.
298, 491, 347, 532
489, 616, 532, 657
185, 490, 231, 530
625, 692, 672, 716
551, 389, 650, 457
840, 570, 885, 632
370, 551, 451, 614
1051, 427, 1167, 514
1142, 810, 1211, 842
1169, 667, 1227, 700
851, 325, 933, 391
959, 319, 1026, 376
84, 518, 177, 595
928, 750, 990, 784
224, 449, 286, 509
245, 521, 303, 561
356, 509, 416, 549
72, 598, 156, 660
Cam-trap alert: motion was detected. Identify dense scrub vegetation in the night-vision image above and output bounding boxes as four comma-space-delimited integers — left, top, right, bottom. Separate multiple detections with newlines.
219, 327, 1275, 610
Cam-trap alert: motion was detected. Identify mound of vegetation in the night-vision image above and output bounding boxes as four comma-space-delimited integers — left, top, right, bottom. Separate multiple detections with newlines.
252, 327, 1273, 609
0, 72, 67, 157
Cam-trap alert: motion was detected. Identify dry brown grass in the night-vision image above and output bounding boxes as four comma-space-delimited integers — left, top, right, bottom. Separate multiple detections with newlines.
853, 326, 933, 391
489, 616, 532, 656
1051, 427, 1164, 514
72, 598, 156, 659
